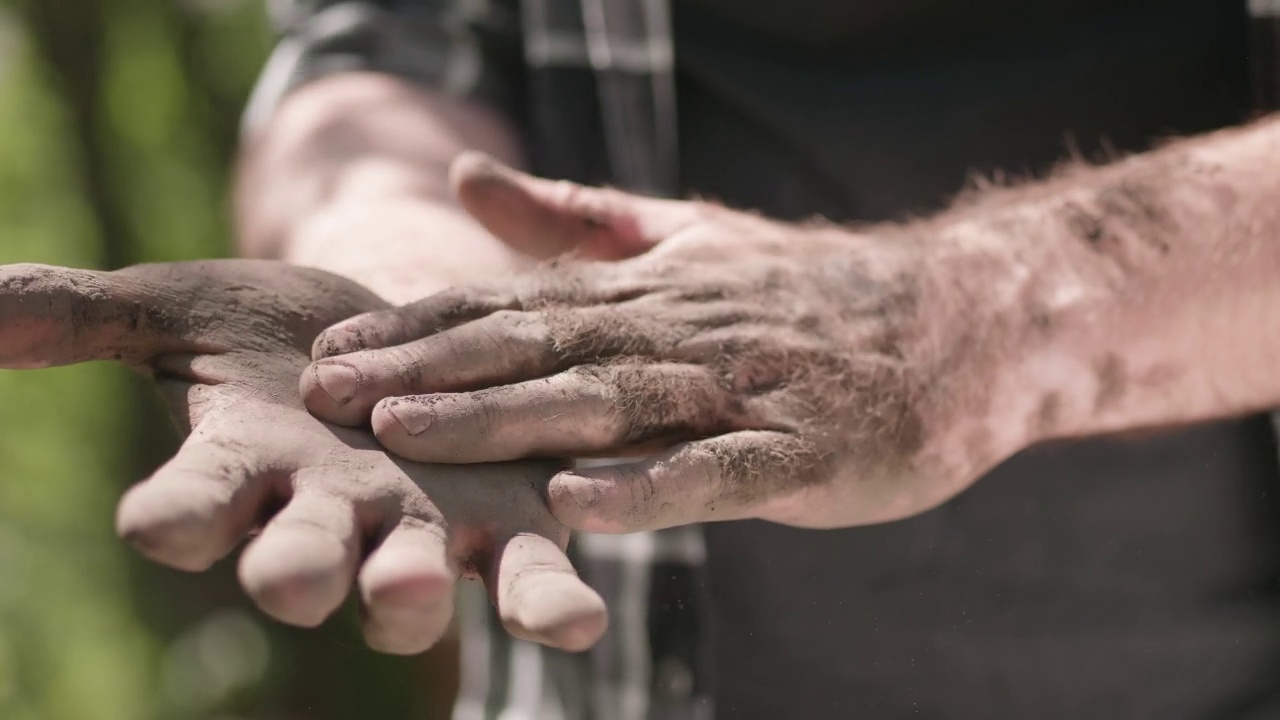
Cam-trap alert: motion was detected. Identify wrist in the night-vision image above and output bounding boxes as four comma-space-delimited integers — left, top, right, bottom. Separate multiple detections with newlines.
286, 194, 528, 304
912, 176, 1241, 462
895, 207, 1108, 478
235, 72, 525, 263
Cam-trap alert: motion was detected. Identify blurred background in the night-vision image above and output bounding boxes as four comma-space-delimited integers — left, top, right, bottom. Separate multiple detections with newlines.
0, 1, 453, 717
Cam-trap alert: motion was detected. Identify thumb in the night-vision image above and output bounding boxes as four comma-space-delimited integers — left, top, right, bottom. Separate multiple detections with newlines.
0, 264, 193, 369
450, 152, 700, 261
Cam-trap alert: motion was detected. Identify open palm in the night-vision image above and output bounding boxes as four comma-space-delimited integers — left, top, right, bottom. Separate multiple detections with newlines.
0, 259, 605, 654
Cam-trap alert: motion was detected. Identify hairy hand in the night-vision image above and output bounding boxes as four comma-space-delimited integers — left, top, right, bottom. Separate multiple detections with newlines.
302, 156, 1020, 531
0, 260, 606, 654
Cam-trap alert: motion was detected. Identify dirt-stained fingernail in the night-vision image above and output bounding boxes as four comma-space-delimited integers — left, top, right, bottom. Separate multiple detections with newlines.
313, 362, 360, 405
556, 473, 602, 509
383, 401, 433, 436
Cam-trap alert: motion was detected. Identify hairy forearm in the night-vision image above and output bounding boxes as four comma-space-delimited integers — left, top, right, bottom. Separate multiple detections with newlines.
918, 115, 1280, 456
234, 73, 526, 302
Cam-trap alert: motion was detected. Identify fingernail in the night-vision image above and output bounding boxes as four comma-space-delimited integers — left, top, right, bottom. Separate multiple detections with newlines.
558, 473, 602, 509
313, 362, 360, 405
384, 401, 432, 436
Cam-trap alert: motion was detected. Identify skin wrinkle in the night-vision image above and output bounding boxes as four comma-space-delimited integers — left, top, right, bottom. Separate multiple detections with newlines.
393, 344, 426, 392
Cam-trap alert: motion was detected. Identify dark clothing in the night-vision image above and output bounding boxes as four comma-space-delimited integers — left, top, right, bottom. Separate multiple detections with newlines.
251, 1, 1280, 717
675, 0, 1252, 221
711, 424, 1280, 719
671, 2, 1280, 717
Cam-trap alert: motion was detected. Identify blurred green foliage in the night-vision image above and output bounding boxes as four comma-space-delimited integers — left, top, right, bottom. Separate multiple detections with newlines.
0, 1, 448, 718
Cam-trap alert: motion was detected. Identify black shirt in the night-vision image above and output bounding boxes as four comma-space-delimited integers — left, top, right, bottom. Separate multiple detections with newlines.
673, 1, 1280, 717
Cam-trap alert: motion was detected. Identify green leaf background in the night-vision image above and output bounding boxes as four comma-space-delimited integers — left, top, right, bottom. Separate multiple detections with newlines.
0, 1, 455, 718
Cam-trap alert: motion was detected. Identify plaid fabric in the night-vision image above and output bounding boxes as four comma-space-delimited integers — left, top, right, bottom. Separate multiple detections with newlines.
248, 2, 706, 719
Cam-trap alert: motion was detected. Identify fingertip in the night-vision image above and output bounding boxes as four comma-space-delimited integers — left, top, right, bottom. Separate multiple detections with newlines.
546, 471, 630, 534
308, 347, 435, 429
360, 590, 455, 655
312, 308, 412, 360
301, 360, 370, 426
501, 573, 608, 652
238, 528, 354, 628
546, 586, 609, 653
370, 400, 413, 457
371, 397, 419, 437
364, 619, 452, 656
359, 548, 456, 655
358, 521, 457, 654
115, 478, 235, 572
489, 533, 608, 651
311, 321, 360, 360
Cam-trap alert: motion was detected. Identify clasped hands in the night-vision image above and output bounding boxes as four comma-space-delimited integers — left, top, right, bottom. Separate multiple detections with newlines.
0, 154, 1016, 655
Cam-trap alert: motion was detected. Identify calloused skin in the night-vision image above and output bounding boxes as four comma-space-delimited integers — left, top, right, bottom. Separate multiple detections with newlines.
0, 259, 606, 655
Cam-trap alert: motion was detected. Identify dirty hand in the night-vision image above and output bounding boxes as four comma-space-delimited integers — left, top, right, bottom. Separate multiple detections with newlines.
0, 259, 606, 654
303, 155, 1025, 532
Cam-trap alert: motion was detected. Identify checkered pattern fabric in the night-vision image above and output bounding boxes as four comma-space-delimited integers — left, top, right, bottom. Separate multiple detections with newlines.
247, 2, 709, 719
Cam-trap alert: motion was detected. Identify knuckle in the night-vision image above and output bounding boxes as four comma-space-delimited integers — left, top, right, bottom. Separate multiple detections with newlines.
485, 308, 528, 327
470, 393, 505, 440
373, 307, 416, 343
620, 464, 660, 512
679, 443, 726, 498
379, 344, 427, 390
479, 309, 550, 350
522, 271, 596, 309
430, 286, 515, 323
561, 366, 632, 441
562, 363, 613, 388
394, 514, 447, 539
673, 281, 743, 304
